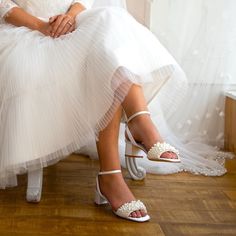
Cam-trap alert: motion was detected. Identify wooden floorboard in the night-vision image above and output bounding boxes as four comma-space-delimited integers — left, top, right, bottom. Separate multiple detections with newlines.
0, 155, 236, 236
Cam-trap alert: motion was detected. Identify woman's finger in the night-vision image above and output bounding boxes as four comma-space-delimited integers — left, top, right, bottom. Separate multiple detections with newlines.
64, 22, 76, 35
49, 15, 58, 24
51, 15, 65, 36
70, 23, 76, 33
67, 22, 76, 34
58, 22, 71, 37
57, 22, 76, 38
54, 16, 74, 37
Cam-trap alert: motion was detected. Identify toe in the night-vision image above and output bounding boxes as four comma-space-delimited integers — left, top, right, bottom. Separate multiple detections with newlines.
131, 212, 137, 218
140, 209, 147, 217
161, 152, 177, 159
130, 211, 143, 218
135, 210, 142, 218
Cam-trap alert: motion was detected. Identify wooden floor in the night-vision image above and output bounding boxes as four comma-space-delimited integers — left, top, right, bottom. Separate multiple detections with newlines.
1, 154, 236, 236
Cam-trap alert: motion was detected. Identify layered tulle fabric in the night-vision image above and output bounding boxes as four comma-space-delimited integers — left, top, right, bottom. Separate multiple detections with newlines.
0, 1, 187, 188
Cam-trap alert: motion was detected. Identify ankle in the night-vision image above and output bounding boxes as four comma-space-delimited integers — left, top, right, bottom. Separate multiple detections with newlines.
127, 115, 151, 141
128, 113, 150, 125
126, 115, 163, 150
99, 172, 123, 183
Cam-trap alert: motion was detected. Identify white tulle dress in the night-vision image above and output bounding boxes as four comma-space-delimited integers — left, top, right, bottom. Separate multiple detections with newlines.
0, 0, 230, 188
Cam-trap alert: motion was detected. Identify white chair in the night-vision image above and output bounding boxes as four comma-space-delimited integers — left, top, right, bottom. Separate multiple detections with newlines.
26, 169, 43, 202
26, 0, 152, 202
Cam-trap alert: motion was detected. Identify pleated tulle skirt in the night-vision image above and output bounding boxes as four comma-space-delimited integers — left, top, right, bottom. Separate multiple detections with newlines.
0, 6, 187, 188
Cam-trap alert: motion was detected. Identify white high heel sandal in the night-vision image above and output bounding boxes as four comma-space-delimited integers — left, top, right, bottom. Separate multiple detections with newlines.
94, 169, 150, 222
125, 111, 181, 163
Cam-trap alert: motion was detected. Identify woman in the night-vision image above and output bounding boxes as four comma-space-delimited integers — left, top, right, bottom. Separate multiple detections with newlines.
0, 0, 186, 222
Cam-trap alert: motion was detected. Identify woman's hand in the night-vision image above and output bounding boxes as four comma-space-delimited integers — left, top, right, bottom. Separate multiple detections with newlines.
4, 3, 83, 38
49, 14, 76, 38
37, 21, 53, 37
48, 3, 86, 38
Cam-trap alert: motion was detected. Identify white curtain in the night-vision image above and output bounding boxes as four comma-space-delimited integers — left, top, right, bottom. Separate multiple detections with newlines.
150, 0, 236, 148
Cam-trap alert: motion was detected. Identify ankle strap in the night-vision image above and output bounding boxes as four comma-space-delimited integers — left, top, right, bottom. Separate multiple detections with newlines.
126, 111, 150, 123
98, 170, 122, 175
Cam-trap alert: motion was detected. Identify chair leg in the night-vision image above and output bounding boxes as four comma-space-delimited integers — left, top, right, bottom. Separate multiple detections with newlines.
125, 157, 146, 180
26, 168, 43, 203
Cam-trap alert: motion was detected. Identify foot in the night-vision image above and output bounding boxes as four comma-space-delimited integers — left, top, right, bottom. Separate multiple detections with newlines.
126, 113, 178, 160
98, 172, 147, 218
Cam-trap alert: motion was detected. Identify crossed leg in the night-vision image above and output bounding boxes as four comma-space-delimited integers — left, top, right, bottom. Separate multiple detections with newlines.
96, 84, 177, 218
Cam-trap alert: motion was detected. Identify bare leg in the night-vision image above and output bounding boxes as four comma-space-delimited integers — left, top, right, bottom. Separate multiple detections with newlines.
122, 84, 177, 159
97, 106, 146, 218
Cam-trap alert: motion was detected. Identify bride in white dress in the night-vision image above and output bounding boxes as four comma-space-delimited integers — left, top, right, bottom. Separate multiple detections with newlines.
0, 0, 231, 222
